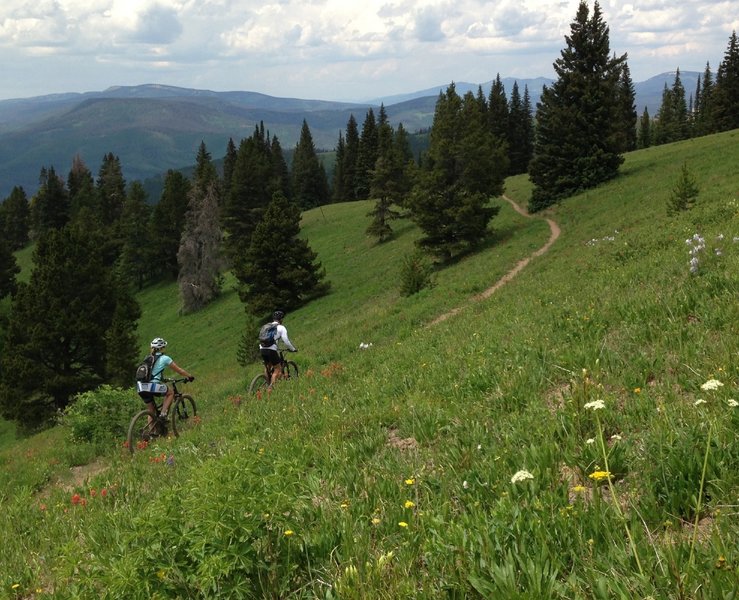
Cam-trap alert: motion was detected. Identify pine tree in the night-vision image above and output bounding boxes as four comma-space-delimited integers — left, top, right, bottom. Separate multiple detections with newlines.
150, 170, 191, 279
269, 135, 291, 200
528, 0, 625, 212
0, 227, 137, 428
178, 143, 224, 314
508, 82, 535, 175
356, 109, 378, 199
332, 132, 347, 202
103, 273, 141, 389
117, 181, 152, 290
487, 74, 509, 144
0, 238, 20, 301
222, 138, 238, 199
67, 155, 99, 224
96, 153, 127, 224
654, 83, 676, 145
713, 30, 739, 132
408, 84, 503, 260
0, 186, 30, 250
237, 191, 329, 316
615, 62, 638, 151
291, 120, 329, 209
695, 63, 715, 135
30, 166, 70, 236
342, 115, 360, 201
637, 107, 652, 149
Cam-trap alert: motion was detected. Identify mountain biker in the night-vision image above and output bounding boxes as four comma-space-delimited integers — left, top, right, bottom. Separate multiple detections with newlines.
259, 310, 297, 387
137, 337, 195, 422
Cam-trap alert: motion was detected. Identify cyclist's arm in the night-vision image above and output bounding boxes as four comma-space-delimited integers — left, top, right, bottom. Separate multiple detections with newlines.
169, 360, 194, 380
277, 326, 297, 352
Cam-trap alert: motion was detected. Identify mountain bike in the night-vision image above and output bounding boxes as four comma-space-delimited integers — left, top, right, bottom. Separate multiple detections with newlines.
126, 377, 197, 454
248, 350, 298, 394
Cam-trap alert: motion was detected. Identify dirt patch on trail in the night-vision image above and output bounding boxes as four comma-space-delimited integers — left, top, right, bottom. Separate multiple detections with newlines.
429, 196, 560, 326
60, 458, 109, 493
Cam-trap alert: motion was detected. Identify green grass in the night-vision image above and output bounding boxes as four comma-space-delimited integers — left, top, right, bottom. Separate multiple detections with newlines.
1, 130, 738, 598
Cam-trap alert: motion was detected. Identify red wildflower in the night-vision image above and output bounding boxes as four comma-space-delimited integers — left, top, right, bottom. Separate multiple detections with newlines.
90, 489, 97, 497
100, 488, 108, 498
71, 494, 82, 505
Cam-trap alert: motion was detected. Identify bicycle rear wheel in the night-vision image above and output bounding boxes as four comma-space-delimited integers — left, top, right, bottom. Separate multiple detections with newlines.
283, 361, 299, 380
248, 373, 268, 394
170, 395, 197, 437
127, 409, 163, 455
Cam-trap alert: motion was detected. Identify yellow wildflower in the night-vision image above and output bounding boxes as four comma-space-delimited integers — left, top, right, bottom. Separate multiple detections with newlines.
284, 530, 294, 537
404, 500, 415, 509
398, 521, 408, 528
404, 478, 415, 485
588, 470, 612, 482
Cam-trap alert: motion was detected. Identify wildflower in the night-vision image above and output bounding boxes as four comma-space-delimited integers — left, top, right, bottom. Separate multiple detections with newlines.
572, 485, 586, 493
284, 530, 294, 537
398, 521, 408, 528
633, 387, 641, 394
71, 494, 82, 505
510, 469, 534, 484
404, 478, 415, 485
11, 584, 20, 589
463, 480, 469, 489
586, 438, 595, 445
90, 488, 97, 497
694, 399, 707, 406
100, 488, 108, 498
157, 570, 166, 580
404, 500, 415, 509
371, 517, 381, 525
610, 434, 622, 441
700, 379, 723, 391
727, 399, 738, 407
583, 400, 605, 411
340, 501, 350, 509
588, 470, 612, 482
477, 444, 482, 450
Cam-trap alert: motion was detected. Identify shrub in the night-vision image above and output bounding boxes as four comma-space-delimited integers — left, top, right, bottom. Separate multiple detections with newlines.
399, 251, 434, 296
62, 385, 141, 444
667, 161, 699, 215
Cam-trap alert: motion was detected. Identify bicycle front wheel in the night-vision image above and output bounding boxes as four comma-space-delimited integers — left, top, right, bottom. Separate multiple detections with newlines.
248, 373, 268, 394
170, 395, 197, 437
127, 409, 161, 455
283, 361, 299, 380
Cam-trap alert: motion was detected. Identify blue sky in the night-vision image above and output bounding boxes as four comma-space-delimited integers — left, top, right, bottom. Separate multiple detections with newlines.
0, 0, 735, 101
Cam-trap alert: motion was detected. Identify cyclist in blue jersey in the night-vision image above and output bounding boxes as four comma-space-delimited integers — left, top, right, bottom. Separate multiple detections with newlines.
137, 337, 194, 422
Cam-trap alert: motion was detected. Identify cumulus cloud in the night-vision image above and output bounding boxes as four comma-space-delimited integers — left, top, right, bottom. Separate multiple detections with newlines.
128, 5, 183, 44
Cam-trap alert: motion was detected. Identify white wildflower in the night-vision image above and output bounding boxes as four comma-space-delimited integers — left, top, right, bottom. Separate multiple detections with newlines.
586, 438, 595, 445
610, 434, 622, 441
727, 399, 738, 408
694, 399, 707, 406
700, 379, 723, 391
510, 470, 534, 484
463, 480, 469, 489
583, 400, 605, 411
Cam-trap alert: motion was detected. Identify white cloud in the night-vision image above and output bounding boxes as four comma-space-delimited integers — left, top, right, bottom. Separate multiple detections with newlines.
0, 0, 734, 100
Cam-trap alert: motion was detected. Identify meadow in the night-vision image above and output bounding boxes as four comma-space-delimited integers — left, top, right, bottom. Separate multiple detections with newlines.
1, 130, 737, 598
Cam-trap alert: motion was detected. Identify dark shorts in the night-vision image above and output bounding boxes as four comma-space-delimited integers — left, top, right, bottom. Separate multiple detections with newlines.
260, 348, 281, 366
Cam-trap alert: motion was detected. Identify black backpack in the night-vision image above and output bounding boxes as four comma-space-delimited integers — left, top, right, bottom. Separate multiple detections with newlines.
258, 322, 278, 347
135, 354, 159, 383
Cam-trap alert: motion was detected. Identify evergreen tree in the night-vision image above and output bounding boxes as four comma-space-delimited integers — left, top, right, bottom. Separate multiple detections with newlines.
222, 138, 238, 199
342, 115, 360, 201
694, 63, 715, 135
30, 166, 70, 236
615, 61, 638, 151
0, 186, 30, 250
713, 30, 739, 132
487, 74, 509, 143
237, 191, 329, 316
0, 238, 20, 301
637, 107, 652, 149
269, 135, 291, 200
178, 144, 224, 314
332, 132, 347, 202
96, 152, 127, 224
508, 82, 535, 175
356, 109, 378, 199
67, 155, 99, 224
150, 170, 191, 279
408, 84, 503, 260
0, 227, 138, 429
291, 120, 329, 209
377, 104, 393, 156
103, 273, 141, 389
528, 0, 625, 212
654, 83, 676, 145
223, 128, 274, 266
117, 181, 152, 290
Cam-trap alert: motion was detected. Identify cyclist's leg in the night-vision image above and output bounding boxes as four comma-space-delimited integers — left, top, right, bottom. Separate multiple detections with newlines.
160, 385, 174, 417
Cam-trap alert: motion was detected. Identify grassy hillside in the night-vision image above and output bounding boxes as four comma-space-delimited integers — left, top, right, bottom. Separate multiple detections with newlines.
1, 130, 737, 598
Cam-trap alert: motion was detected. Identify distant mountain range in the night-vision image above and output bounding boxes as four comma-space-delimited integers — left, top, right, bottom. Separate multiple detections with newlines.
0, 72, 698, 199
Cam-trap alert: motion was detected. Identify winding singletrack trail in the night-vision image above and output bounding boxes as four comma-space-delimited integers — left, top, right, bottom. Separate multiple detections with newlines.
428, 195, 561, 326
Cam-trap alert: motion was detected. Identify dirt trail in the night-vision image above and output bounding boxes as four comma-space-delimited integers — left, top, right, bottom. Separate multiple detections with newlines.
428, 195, 561, 326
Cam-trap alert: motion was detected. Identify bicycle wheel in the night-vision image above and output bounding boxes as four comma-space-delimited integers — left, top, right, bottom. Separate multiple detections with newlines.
248, 373, 268, 394
283, 361, 299, 380
170, 395, 197, 437
127, 409, 163, 455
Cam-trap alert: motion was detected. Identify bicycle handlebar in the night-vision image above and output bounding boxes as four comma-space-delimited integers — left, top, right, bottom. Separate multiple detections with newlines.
163, 377, 194, 384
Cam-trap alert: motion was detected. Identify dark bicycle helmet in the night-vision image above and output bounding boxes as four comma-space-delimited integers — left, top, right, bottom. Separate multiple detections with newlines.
273, 310, 285, 321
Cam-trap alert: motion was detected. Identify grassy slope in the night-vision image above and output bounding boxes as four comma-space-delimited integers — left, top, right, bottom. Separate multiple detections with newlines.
1, 130, 738, 598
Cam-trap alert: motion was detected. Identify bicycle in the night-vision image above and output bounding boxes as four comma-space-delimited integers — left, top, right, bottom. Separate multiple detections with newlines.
248, 350, 298, 394
126, 377, 197, 454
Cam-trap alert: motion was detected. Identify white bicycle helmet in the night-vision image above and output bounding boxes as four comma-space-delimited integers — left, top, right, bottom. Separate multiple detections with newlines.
150, 337, 168, 349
